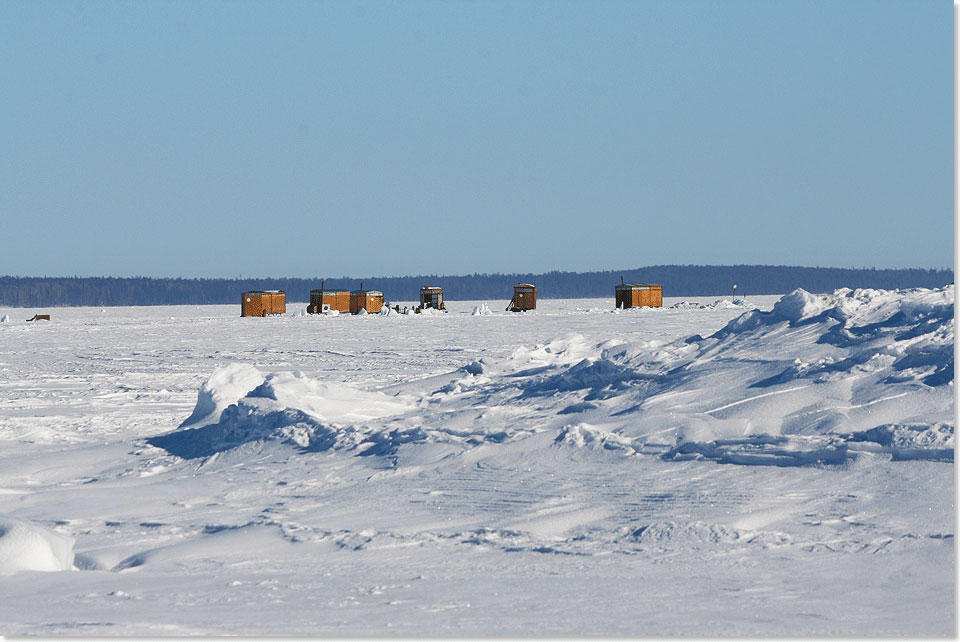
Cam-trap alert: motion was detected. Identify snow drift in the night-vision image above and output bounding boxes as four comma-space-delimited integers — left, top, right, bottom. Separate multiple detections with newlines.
152, 287, 953, 468
178, 363, 265, 429
0, 515, 75, 574
151, 369, 416, 458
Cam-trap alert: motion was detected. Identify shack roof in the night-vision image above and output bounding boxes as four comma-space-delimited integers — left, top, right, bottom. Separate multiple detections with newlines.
516, 283, 536, 289
616, 283, 661, 289
310, 289, 349, 294
244, 290, 285, 295
352, 290, 383, 296
421, 286, 443, 291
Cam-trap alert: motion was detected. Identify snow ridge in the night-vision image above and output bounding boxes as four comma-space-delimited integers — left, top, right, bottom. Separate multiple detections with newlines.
151, 287, 953, 469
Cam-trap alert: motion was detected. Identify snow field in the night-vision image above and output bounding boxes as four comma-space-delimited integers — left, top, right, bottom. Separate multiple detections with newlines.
0, 291, 953, 635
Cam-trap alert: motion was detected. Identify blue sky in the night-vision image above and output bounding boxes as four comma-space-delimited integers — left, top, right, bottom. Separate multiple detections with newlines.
1, 0, 952, 278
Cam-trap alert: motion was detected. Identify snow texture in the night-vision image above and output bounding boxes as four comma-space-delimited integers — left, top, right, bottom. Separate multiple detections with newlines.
0, 515, 75, 573
0, 289, 953, 636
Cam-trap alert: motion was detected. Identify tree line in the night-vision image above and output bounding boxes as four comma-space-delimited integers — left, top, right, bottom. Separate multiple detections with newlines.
0, 265, 952, 307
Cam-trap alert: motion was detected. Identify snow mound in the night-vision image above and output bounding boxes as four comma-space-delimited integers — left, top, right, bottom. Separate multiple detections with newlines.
508, 334, 623, 369
770, 289, 834, 322
0, 315, 8, 323
664, 434, 852, 466
472, 303, 493, 316
0, 515, 75, 574
416, 307, 443, 316
179, 363, 265, 429
409, 286, 953, 466
670, 300, 757, 310
152, 287, 953, 468
626, 521, 790, 548
709, 298, 756, 310
848, 423, 954, 461
246, 372, 412, 424
554, 423, 636, 452
151, 370, 417, 459
850, 422, 954, 449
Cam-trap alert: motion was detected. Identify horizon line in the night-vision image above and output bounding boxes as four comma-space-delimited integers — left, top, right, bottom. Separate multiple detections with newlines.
0, 263, 953, 281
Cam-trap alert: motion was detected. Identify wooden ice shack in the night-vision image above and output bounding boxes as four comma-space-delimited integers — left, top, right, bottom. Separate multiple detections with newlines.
350, 289, 384, 314
615, 283, 662, 309
241, 290, 286, 317
307, 289, 350, 314
507, 283, 537, 312
418, 286, 446, 311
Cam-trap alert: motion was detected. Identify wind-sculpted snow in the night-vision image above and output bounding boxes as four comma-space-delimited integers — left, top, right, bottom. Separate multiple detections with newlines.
526, 287, 952, 463
2, 293, 952, 635
0, 515, 75, 573
149, 370, 417, 458
178, 363, 265, 429
670, 298, 758, 311
439, 286, 952, 466
152, 287, 953, 469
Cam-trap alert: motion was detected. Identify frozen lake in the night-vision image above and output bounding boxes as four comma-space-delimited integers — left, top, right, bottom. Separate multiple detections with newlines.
0, 291, 953, 636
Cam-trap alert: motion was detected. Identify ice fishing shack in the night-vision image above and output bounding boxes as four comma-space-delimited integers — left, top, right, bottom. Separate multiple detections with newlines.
241, 290, 286, 317
418, 286, 446, 311
350, 286, 384, 314
615, 281, 662, 309
307, 288, 351, 314
507, 283, 537, 312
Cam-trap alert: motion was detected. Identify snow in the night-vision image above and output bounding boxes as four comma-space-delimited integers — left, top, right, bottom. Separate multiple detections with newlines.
0, 289, 953, 635
178, 362, 264, 429
0, 515, 75, 573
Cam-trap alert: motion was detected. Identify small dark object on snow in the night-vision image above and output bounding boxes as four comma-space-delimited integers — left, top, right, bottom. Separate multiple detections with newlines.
27, 314, 51, 321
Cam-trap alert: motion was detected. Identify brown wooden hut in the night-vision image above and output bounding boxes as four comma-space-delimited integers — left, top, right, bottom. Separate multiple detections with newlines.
418, 286, 445, 311
350, 289, 384, 314
507, 283, 537, 312
241, 290, 286, 317
615, 283, 662, 309
308, 289, 351, 314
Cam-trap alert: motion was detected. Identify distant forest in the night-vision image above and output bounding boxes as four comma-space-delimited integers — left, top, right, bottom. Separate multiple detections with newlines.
0, 265, 952, 308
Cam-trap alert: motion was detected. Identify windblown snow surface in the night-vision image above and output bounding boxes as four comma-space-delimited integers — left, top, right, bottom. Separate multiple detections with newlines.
0, 289, 953, 636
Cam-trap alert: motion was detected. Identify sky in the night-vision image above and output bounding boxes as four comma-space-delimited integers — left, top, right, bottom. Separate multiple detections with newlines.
1, 0, 953, 279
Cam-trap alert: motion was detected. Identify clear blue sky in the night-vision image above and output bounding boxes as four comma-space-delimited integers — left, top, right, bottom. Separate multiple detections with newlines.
1, 0, 952, 278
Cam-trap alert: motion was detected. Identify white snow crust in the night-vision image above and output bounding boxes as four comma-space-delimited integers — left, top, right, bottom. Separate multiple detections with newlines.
178, 362, 264, 429
0, 514, 75, 573
0, 289, 953, 636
